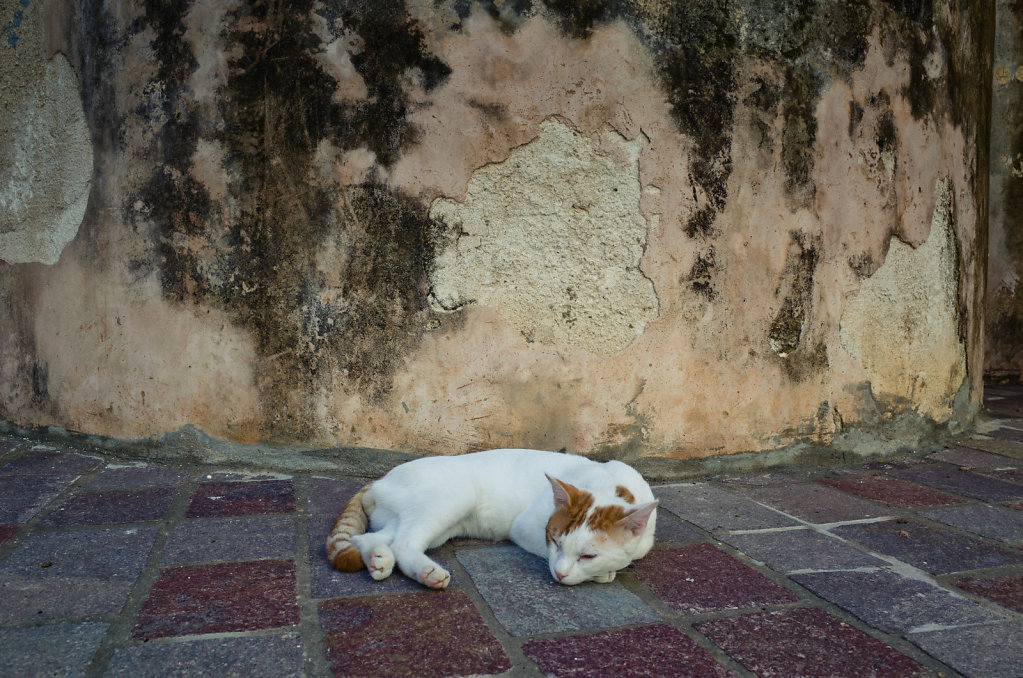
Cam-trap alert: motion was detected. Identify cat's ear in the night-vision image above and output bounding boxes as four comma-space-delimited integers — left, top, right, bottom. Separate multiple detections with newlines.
616, 500, 658, 536
546, 474, 582, 508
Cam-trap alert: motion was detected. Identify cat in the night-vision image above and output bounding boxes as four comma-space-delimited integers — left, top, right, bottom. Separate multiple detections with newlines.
326, 448, 658, 589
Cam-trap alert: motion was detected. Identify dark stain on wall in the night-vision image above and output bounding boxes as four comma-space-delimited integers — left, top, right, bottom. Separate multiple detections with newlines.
769, 232, 825, 381
780, 64, 823, 209
687, 249, 717, 298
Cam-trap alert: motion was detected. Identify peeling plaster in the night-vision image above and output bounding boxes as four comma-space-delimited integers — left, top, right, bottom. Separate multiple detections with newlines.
840, 178, 966, 420
428, 119, 658, 355
0, 0, 92, 265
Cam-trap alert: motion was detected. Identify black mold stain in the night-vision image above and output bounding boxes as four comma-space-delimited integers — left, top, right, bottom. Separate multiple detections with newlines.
769, 231, 823, 381
685, 206, 717, 239
780, 64, 823, 209
848, 252, 877, 278
687, 249, 716, 298
848, 101, 864, 137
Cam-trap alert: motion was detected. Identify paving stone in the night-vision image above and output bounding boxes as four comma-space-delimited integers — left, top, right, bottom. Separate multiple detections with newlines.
631, 543, 799, 615
106, 632, 306, 678
986, 427, 1023, 443
0, 475, 79, 523
319, 590, 511, 677
984, 467, 1023, 485
0, 450, 102, 475
185, 479, 295, 518
920, 503, 1023, 543
820, 474, 967, 508
893, 466, 1023, 502
132, 559, 299, 639
0, 438, 24, 456
0, 526, 158, 623
457, 545, 658, 636
735, 482, 890, 523
696, 607, 922, 678
954, 574, 1023, 613
39, 487, 177, 526
910, 622, 1023, 678
654, 483, 798, 532
653, 509, 704, 543
719, 473, 799, 487
721, 528, 886, 573
163, 515, 296, 564
0, 622, 109, 678
0, 523, 15, 546
927, 447, 1019, 468
832, 519, 1023, 573
83, 465, 190, 489
522, 624, 737, 678
791, 569, 1001, 633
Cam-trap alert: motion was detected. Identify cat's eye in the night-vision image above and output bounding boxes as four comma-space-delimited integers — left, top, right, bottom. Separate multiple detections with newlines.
579, 554, 597, 560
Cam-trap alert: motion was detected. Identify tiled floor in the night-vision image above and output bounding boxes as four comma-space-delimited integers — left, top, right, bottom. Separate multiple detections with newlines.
1, 396, 1023, 676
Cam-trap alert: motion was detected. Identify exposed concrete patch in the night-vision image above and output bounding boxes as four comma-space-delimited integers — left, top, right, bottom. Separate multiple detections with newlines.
0, 0, 92, 264
840, 178, 966, 420
428, 118, 658, 355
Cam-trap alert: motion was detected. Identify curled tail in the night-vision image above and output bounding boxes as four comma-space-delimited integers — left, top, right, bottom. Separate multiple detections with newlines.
326, 483, 372, 572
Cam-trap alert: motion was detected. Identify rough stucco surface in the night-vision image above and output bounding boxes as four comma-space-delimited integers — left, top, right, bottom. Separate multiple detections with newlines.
429, 119, 657, 354
0, 1, 995, 460
0, 0, 92, 265
986, 0, 1023, 378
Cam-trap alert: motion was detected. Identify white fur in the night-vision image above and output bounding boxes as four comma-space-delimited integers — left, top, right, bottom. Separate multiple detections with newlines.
349, 448, 656, 589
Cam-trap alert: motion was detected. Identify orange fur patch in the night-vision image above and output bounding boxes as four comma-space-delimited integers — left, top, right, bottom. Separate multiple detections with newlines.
545, 485, 594, 544
326, 484, 371, 572
587, 504, 627, 532
615, 485, 635, 503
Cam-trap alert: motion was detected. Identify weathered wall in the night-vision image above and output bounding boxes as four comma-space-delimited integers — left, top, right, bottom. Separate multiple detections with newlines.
987, 0, 1023, 379
0, 0, 994, 460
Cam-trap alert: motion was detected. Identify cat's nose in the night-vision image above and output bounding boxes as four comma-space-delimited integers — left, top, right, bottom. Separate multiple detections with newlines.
554, 569, 566, 581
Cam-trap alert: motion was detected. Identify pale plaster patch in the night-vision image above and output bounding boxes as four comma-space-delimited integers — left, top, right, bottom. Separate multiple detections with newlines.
0, 0, 92, 264
840, 178, 965, 420
428, 118, 658, 355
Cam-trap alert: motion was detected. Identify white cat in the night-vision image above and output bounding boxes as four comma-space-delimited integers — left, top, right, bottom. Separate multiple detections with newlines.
326, 448, 658, 589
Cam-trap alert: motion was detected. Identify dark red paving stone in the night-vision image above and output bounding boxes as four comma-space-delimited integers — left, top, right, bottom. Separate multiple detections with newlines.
522, 624, 737, 678
0, 523, 16, 546
832, 519, 1023, 574
893, 466, 1023, 502
39, 487, 177, 526
132, 559, 299, 639
955, 575, 1023, 613
696, 607, 923, 678
0, 449, 102, 475
984, 467, 1023, 484
631, 543, 799, 614
820, 474, 967, 508
735, 482, 889, 523
319, 590, 511, 678
185, 479, 295, 517
985, 427, 1023, 442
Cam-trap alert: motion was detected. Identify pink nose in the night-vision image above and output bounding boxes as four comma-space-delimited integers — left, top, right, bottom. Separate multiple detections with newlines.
554, 570, 566, 581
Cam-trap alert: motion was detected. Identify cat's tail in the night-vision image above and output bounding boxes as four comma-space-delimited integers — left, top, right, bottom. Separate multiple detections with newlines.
326, 483, 372, 572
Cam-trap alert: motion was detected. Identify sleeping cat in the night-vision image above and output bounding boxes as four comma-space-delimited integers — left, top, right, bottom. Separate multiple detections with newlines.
326, 448, 657, 589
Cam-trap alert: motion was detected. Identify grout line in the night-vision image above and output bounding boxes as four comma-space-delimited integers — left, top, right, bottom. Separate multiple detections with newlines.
292, 474, 333, 678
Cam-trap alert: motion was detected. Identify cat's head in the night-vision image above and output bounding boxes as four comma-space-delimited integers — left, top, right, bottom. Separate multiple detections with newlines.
544, 474, 657, 585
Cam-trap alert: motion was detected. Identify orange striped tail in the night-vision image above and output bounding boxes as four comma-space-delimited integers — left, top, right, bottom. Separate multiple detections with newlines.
326, 484, 371, 572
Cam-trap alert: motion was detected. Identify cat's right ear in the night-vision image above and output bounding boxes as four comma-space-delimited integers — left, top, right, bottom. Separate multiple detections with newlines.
546, 474, 575, 508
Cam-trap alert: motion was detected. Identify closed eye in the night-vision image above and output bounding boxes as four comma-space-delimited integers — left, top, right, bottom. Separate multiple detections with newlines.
579, 554, 597, 560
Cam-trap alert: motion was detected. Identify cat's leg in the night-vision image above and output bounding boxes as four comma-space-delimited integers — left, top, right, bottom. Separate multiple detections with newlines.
509, 498, 551, 559
351, 523, 397, 580
592, 571, 617, 583
390, 522, 452, 589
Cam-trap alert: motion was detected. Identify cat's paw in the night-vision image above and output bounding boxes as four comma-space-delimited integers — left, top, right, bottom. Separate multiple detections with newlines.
368, 547, 395, 580
417, 565, 451, 590
593, 571, 617, 584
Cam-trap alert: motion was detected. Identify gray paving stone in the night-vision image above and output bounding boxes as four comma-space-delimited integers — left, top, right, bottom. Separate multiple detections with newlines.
832, 519, 1023, 574
0, 450, 102, 476
927, 447, 1020, 468
735, 483, 890, 523
0, 526, 158, 623
0, 622, 109, 678
0, 475, 78, 523
105, 632, 306, 677
655, 483, 798, 532
84, 465, 190, 489
893, 466, 1023, 502
163, 515, 296, 564
910, 622, 1023, 678
721, 528, 887, 573
792, 569, 1002, 633
456, 545, 659, 636
653, 509, 704, 543
921, 503, 1023, 543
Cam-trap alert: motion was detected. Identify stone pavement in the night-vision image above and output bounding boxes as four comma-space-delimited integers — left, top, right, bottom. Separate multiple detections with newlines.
2, 394, 1023, 676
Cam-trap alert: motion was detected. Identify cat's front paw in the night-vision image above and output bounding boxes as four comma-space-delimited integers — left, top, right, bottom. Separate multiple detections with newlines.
593, 571, 616, 584
368, 546, 395, 580
417, 565, 451, 590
